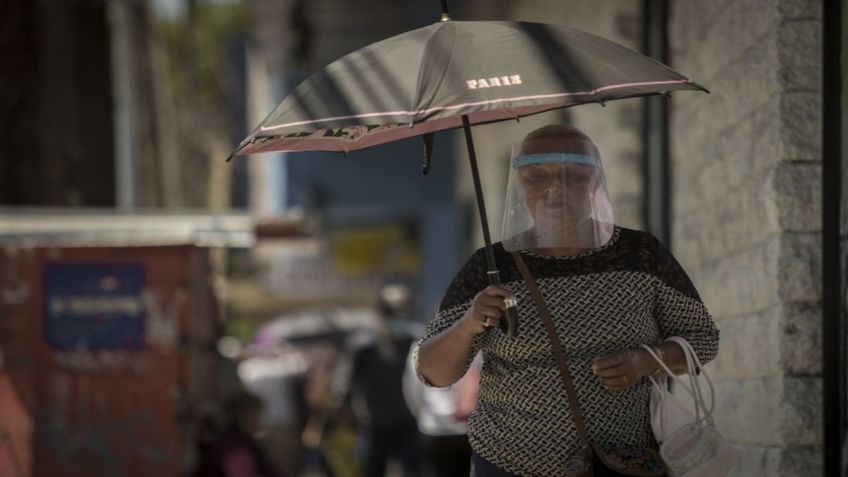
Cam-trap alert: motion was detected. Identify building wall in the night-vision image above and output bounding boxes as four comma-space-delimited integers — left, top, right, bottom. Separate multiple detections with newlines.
668, 0, 823, 474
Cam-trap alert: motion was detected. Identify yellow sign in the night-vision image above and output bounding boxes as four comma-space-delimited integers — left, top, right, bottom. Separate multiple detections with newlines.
329, 224, 419, 276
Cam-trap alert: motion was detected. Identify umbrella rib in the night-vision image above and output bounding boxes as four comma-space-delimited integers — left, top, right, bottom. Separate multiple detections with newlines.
412, 22, 457, 119
517, 23, 603, 106
257, 79, 695, 132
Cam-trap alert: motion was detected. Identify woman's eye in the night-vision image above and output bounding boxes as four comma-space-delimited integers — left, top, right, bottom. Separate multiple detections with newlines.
522, 173, 546, 183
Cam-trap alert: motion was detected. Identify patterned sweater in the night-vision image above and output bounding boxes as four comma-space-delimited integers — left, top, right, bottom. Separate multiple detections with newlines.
414, 226, 719, 476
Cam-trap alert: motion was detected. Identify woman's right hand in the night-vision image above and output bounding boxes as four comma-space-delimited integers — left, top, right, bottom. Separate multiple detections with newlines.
461, 286, 514, 335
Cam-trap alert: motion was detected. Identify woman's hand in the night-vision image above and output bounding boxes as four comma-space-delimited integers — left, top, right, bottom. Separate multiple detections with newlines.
591, 347, 658, 392
460, 286, 514, 335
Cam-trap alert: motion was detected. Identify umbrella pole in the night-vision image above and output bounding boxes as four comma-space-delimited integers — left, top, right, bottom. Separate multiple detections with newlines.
439, 0, 450, 21
461, 115, 518, 336
460, 115, 499, 281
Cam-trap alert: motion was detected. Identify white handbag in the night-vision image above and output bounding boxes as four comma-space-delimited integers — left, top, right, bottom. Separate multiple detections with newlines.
641, 337, 740, 477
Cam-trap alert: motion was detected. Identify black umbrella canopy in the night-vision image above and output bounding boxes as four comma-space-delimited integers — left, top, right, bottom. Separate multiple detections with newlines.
234, 20, 705, 155
232, 16, 708, 337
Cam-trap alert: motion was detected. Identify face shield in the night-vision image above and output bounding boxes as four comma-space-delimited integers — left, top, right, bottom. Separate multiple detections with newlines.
501, 137, 615, 252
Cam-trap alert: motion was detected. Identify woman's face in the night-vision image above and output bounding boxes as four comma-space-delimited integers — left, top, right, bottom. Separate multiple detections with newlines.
517, 162, 600, 223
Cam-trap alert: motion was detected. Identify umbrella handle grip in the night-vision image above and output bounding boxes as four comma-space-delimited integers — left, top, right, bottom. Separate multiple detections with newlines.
500, 302, 519, 338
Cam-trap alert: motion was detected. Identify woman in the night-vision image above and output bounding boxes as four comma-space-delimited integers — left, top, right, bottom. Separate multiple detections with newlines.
414, 124, 719, 476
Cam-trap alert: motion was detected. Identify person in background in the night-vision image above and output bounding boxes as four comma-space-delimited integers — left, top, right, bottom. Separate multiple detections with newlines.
201, 392, 284, 477
334, 283, 424, 477
238, 345, 309, 477
301, 342, 359, 477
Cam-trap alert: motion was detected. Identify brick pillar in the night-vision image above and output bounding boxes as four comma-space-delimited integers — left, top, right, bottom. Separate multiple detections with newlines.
669, 0, 822, 474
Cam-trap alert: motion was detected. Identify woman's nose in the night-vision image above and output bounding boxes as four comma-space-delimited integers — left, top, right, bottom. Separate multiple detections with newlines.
543, 188, 562, 201
545, 182, 563, 194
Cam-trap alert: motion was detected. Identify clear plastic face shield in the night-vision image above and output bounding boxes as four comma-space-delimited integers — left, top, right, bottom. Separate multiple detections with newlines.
501, 137, 615, 252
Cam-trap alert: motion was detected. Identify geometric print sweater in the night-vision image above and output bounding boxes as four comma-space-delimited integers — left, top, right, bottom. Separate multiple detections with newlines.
413, 226, 720, 476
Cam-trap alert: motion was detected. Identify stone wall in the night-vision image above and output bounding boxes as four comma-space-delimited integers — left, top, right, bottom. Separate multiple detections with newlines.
668, 0, 823, 474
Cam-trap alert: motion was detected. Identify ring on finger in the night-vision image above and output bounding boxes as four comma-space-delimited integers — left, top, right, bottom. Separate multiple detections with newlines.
483, 316, 491, 327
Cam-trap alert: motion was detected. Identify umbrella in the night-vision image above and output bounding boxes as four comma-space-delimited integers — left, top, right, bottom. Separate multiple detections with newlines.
230, 3, 707, 337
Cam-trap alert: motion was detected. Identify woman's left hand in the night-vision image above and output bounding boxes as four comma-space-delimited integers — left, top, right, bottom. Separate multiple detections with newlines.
591, 348, 656, 392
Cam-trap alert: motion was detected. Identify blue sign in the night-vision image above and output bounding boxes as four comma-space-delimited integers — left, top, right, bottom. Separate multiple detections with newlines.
43, 263, 146, 350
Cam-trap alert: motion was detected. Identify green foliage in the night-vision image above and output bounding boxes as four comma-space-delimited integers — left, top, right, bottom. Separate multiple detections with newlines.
159, 1, 245, 119
155, 0, 247, 206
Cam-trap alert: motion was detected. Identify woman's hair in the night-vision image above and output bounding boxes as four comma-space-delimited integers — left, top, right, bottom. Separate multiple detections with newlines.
517, 124, 600, 157
523, 124, 592, 142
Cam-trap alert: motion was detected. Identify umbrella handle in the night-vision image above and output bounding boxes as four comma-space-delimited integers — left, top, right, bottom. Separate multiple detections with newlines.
501, 303, 519, 337
487, 270, 519, 338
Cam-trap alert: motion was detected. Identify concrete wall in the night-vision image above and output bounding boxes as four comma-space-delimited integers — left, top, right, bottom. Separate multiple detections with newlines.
455, 1, 826, 473
668, 0, 823, 474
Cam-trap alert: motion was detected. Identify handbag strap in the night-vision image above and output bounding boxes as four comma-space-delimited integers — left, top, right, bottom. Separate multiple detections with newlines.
641, 338, 716, 425
666, 336, 716, 416
511, 251, 591, 449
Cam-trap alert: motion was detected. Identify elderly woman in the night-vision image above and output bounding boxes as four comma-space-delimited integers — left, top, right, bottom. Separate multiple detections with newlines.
414, 124, 719, 476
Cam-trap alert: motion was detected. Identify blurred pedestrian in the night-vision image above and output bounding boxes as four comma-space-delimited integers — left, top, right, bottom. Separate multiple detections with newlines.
335, 283, 424, 477
414, 124, 720, 476
301, 343, 360, 477
196, 392, 284, 477
239, 347, 309, 477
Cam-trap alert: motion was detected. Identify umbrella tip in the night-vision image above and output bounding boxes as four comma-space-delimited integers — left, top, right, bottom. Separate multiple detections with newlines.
686, 79, 711, 94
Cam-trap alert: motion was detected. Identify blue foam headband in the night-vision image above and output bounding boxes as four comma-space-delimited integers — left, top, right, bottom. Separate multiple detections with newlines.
512, 153, 600, 169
